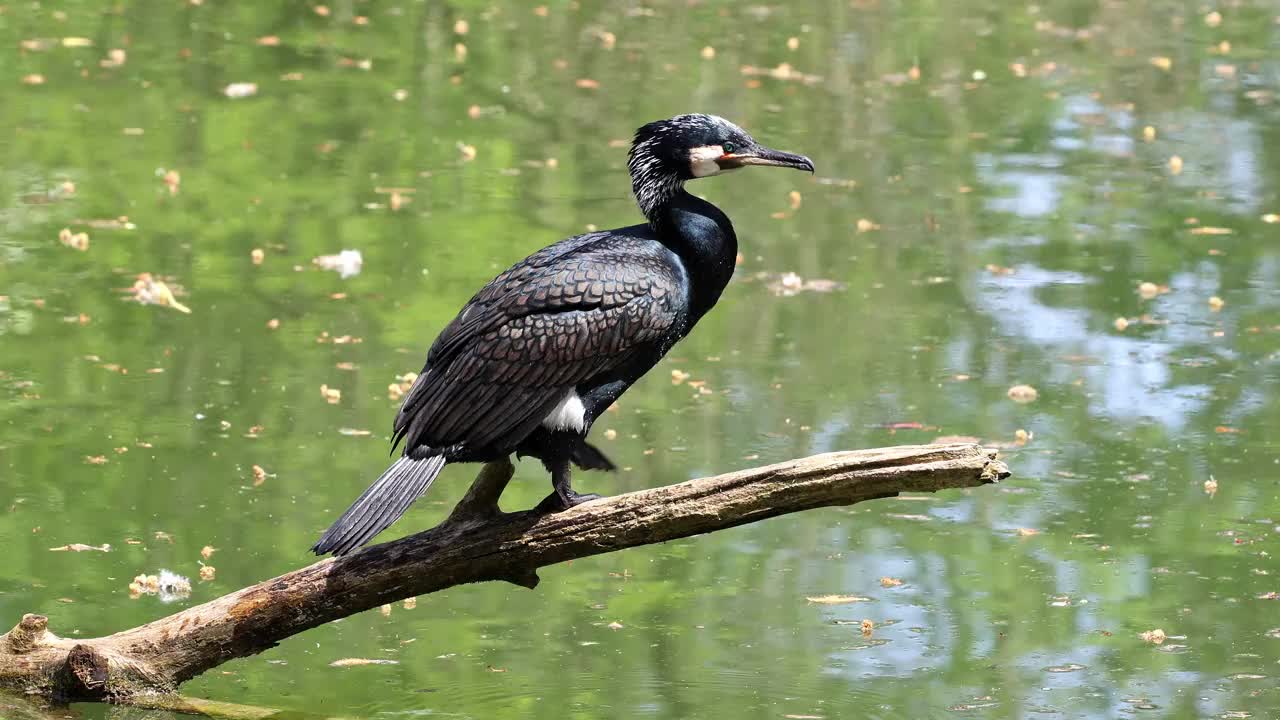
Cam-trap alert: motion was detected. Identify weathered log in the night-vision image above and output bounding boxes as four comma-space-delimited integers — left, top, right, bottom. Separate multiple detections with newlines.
0, 443, 1006, 708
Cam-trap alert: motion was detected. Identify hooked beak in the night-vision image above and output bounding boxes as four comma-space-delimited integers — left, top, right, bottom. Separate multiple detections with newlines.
717, 146, 815, 174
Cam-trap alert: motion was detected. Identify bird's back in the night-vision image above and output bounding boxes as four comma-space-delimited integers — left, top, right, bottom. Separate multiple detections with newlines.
392, 226, 689, 459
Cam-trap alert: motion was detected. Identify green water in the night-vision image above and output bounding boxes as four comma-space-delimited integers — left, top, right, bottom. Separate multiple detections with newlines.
3, 1, 1279, 718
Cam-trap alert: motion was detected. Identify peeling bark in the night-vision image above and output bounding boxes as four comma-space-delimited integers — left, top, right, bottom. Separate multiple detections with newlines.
0, 444, 1007, 708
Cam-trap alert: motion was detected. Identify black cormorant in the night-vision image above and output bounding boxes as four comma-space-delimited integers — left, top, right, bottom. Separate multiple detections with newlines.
313, 114, 813, 555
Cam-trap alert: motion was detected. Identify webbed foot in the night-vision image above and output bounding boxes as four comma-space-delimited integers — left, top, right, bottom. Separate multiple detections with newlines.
535, 488, 604, 513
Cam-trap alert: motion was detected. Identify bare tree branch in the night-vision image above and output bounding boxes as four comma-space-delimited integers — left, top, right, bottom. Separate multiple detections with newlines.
0, 443, 1007, 708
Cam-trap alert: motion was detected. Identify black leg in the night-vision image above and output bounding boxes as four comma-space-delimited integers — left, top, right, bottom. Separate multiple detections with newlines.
535, 457, 603, 512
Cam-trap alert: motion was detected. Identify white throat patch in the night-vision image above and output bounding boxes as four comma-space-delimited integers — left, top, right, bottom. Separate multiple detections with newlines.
689, 145, 724, 178
542, 389, 587, 432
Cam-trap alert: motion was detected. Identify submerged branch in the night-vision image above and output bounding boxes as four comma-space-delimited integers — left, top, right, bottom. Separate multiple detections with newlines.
0, 443, 1006, 709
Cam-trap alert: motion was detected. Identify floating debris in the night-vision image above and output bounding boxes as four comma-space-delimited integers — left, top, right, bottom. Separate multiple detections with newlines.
1140, 628, 1167, 644
805, 594, 871, 605
740, 63, 822, 85
224, 82, 258, 98
388, 372, 418, 400
49, 543, 110, 552
313, 249, 363, 278
1007, 384, 1039, 403
330, 658, 399, 667
129, 570, 191, 602
320, 384, 342, 404
127, 273, 191, 313
879, 577, 903, 588
763, 272, 845, 297
58, 227, 89, 251
1204, 476, 1219, 497
198, 565, 216, 581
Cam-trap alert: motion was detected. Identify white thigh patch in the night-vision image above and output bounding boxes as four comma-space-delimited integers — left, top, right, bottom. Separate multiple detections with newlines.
542, 390, 587, 432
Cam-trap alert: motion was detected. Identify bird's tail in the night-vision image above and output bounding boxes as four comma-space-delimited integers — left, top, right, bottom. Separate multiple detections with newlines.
311, 454, 446, 556
571, 440, 618, 471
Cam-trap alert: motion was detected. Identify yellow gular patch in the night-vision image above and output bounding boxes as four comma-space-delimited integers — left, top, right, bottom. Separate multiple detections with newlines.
689, 145, 724, 177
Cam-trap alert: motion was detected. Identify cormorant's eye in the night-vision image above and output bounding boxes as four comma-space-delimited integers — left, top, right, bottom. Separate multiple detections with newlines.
722, 142, 736, 155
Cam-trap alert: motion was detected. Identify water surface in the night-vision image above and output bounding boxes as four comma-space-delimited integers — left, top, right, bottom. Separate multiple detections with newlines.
2, 1, 1279, 718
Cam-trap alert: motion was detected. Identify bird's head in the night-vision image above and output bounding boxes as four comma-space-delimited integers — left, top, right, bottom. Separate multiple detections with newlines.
627, 114, 814, 219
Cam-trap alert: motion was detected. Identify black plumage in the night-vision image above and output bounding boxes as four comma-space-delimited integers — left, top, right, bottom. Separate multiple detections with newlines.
313, 114, 813, 555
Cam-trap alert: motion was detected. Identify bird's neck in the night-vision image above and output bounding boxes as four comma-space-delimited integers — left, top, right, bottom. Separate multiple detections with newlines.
647, 189, 738, 323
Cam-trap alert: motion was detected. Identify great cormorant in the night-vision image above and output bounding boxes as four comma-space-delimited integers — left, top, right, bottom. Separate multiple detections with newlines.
312, 114, 813, 555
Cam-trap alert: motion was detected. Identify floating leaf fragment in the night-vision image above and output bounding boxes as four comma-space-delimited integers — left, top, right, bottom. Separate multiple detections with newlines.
1168, 155, 1183, 175
879, 577, 903, 588
805, 594, 871, 605
199, 565, 216, 581
860, 619, 874, 637
330, 658, 399, 667
740, 63, 822, 85
1140, 628, 1166, 644
128, 273, 191, 313
1204, 476, 1218, 496
320, 385, 342, 404
763, 272, 845, 297
313, 249, 363, 278
200, 545, 216, 560
388, 372, 418, 400
129, 570, 191, 602
58, 227, 89, 251
49, 543, 110, 552
223, 82, 258, 99
1208, 296, 1225, 311
100, 48, 126, 68
1007, 384, 1038, 403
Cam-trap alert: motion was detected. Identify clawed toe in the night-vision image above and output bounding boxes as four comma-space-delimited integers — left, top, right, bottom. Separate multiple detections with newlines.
535, 490, 604, 513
